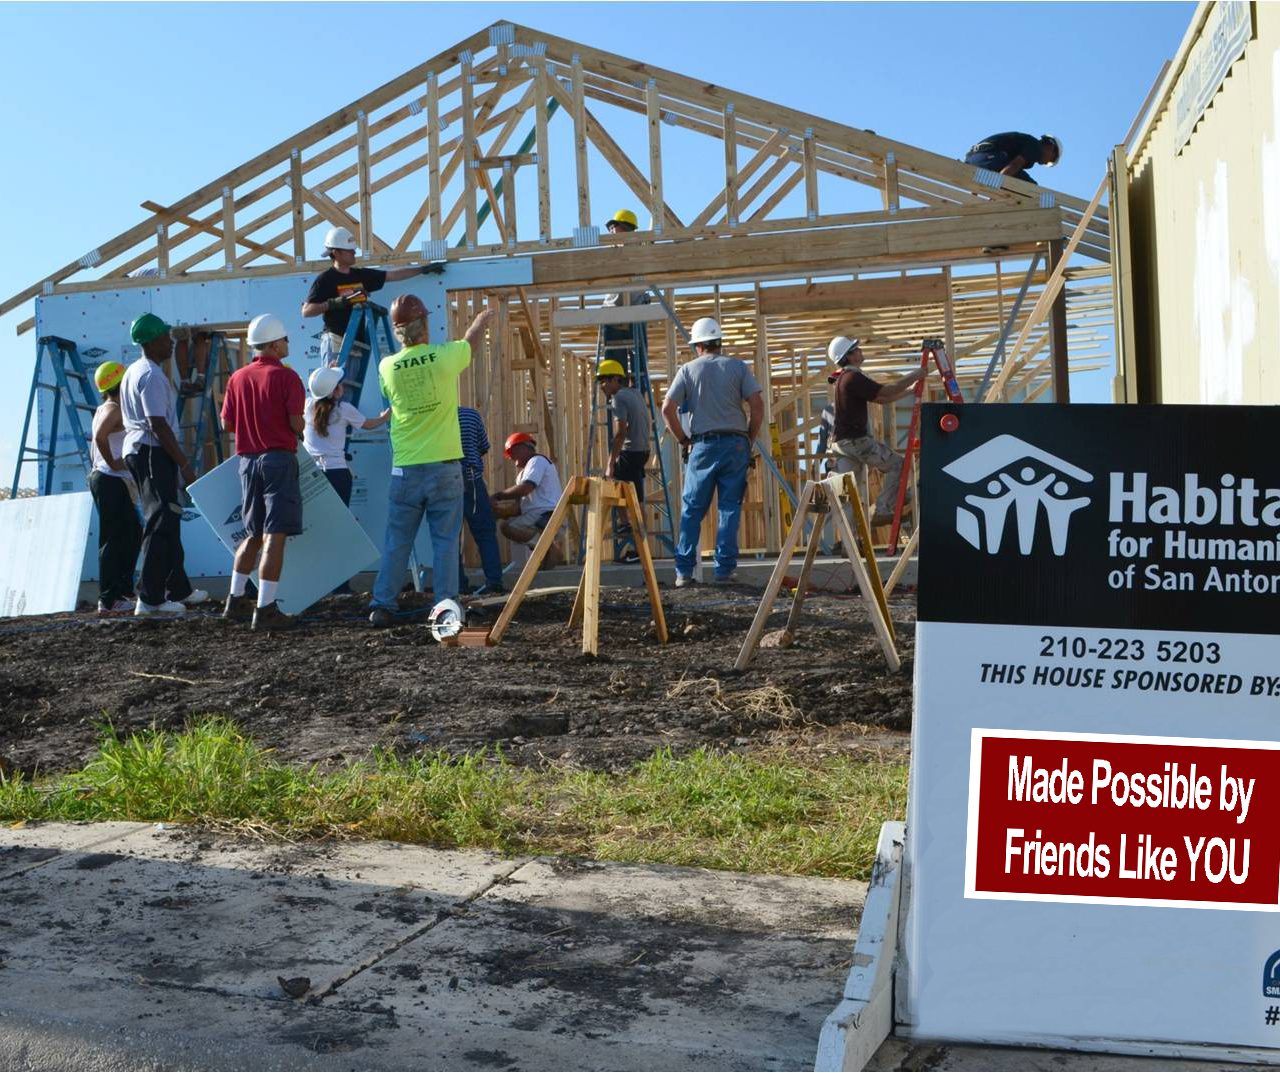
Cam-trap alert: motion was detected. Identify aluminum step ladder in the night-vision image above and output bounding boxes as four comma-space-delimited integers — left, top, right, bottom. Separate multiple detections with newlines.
332, 302, 397, 408
579, 304, 678, 562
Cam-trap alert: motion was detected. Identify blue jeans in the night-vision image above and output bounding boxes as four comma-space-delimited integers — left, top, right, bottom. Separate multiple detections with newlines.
674, 435, 749, 579
459, 470, 503, 589
371, 461, 464, 608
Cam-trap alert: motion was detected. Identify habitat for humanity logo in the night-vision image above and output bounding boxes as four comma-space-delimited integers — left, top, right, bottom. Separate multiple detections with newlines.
943, 434, 1093, 556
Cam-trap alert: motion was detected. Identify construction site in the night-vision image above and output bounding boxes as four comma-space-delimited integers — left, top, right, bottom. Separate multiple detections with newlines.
2, 3, 1277, 1070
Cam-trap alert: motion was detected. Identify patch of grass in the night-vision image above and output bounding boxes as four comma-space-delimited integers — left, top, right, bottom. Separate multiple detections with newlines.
0, 718, 907, 880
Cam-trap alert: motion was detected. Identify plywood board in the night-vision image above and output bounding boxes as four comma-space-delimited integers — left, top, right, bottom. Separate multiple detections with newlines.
0, 493, 93, 617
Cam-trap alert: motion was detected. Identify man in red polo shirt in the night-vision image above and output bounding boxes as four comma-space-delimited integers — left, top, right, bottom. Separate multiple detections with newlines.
219, 313, 306, 630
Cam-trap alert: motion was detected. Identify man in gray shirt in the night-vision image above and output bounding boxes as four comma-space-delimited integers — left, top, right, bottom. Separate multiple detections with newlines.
660, 317, 764, 586
596, 358, 651, 563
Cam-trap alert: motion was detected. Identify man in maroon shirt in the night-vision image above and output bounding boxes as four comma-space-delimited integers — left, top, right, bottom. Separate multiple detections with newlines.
220, 313, 306, 630
827, 335, 925, 527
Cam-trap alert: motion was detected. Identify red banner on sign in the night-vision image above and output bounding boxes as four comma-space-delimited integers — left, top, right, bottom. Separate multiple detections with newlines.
967, 731, 1280, 909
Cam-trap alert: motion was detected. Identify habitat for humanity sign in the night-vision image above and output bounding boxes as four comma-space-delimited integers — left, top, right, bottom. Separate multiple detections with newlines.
905, 404, 1280, 1058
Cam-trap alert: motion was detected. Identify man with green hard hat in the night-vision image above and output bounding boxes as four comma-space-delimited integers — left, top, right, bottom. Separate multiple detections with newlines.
119, 312, 208, 617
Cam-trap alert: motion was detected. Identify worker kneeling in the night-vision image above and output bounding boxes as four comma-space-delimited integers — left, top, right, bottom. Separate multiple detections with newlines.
368, 293, 493, 628
492, 433, 565, 569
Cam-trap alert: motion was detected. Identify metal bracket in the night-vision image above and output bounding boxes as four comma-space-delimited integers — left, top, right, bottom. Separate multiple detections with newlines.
573, 225, 601, 248
408, 98, 423, 116
488, 23, 515, 46
78, 249, 102, 269
973, 167, 1004, 189
421, 239, 447, 262
512, 41, 547, 58
1039, 192, 1057, 209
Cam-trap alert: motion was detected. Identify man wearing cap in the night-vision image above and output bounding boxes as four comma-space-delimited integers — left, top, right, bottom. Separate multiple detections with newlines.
964, 132, 1062, 184
119, 313, 208, 616
219, 314, 307, 630
301, 227, 445, 368
88, 361, 141, 614
660, 317, 764, 587
595, 359, 649, 563
368, 294, 493, 628
826, 335, 926, 527
491, 432, 565, 569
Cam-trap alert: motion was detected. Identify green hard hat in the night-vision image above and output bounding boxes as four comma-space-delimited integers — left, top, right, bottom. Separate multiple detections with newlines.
130, 312, 170, 345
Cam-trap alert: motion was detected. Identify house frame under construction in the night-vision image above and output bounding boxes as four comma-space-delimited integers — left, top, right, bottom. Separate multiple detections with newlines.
2, 21, 1113, 558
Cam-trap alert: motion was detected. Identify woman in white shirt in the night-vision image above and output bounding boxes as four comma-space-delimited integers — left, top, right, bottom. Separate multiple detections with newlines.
304, 366, 390, 506
89, 361, 142, 614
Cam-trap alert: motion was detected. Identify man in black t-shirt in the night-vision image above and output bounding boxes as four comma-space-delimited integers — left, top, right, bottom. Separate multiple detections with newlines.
964, 132, 1062, 184
826, 335, 925, 527
301, 226, 444, 366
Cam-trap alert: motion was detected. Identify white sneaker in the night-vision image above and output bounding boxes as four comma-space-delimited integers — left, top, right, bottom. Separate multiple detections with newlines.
134, 599, 187, 617
674, 575, 697, 588
181, 589, 210, 606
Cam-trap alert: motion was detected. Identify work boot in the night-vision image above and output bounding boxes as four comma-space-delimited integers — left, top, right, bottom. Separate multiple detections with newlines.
473, 582, 506, 597
674, 575, 697, 589
222, 593, 255, 623
710, 571, 737, 585
251, 602, 294, 631
368, 607, 395, 629
539, 542, 564, 570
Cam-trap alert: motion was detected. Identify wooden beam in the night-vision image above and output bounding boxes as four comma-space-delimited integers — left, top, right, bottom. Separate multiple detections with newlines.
757, 273, 947, 316
155, 222, 169, 277
803, 130, 818, 219
1046, 238, 1070, 402
140, 201, 292, 265
533, 208, 1064, 287
221, 187, 235, 268
552, 305, 671, 328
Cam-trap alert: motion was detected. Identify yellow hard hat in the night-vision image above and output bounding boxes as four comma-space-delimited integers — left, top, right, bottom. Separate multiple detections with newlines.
607, 209, 639, 230
94, 361, 126, 393
596, 359, 627, 379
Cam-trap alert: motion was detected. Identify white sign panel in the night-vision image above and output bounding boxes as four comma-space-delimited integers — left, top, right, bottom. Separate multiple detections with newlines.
186, 447, 379, 615
906, 404, 1280, 1061
0, 493, 92, 617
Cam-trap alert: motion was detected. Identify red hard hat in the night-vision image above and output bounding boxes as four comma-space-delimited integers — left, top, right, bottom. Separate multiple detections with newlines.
503, 432, 536, 458
390, 293, 429, 326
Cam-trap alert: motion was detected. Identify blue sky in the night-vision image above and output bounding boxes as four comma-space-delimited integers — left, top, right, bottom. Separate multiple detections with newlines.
0, 2, 1191, 482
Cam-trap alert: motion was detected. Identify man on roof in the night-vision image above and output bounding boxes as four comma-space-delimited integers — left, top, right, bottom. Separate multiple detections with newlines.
600, 209, 651, 378
964, 133, 1062, 184
300, 227, 446, 368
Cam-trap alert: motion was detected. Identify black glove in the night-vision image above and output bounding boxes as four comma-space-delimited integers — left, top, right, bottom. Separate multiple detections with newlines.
748, 452, 759, 471
680, 443, 690, 464
326, 296, 349, 312
420, 262, 447, 276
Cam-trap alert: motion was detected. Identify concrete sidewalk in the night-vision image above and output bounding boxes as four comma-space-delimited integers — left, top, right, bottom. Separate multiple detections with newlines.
0, 823, 863, 1071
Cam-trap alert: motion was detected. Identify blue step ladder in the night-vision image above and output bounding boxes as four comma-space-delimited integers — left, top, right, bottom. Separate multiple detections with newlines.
331, 303, 397, 407
12, 336, 99, 497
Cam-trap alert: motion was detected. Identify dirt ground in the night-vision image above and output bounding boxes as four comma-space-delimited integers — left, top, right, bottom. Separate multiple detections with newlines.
0, 582, 914, 776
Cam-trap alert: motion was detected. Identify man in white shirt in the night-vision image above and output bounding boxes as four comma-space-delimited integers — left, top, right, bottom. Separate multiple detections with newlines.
119, 313, 208, 616
491, 432, 564, 567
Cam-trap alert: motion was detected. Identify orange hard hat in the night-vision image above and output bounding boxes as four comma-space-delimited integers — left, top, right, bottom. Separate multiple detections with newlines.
390, 293, 429, 326
504, 432, 536, 458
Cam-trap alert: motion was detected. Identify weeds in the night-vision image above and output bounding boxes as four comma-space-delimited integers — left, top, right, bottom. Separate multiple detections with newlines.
0, 718, 907, 881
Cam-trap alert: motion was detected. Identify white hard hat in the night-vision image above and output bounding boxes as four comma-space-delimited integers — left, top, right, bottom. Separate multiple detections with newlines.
428, 598, 465, 642
323, 226, 357, 251
308, 366, 344, 399
828, 336, 860, 365
247, 313, 288, 347
1042, 135, 1062, 166
689, 317, 722, 345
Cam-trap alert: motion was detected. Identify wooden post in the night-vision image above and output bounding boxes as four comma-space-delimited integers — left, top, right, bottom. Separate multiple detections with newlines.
803, 129, 818, 219
723, 104, 738, 226
646, 79, 663, 234
534, 63, 551, 243
221, 186, 235, 269
1046, 238, 1070, 403
427, 72, 442, 243
461, 55, 478, 248
572, 54, 590, 229
289, 149, 306, 263
155, 222, 169, 278
356, 110, 373, 254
